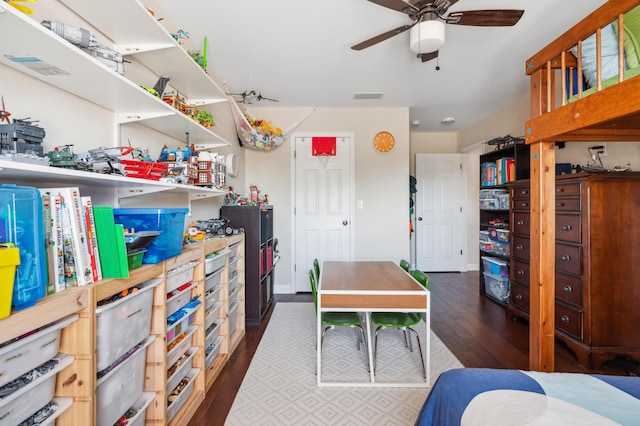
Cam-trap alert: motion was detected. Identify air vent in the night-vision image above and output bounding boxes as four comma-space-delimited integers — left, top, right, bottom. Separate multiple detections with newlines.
353, 92, 384, 100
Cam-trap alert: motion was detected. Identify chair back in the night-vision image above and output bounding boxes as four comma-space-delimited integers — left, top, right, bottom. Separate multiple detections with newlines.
313, 258, 321, 280
309, 269, 318, 313
399, 259, 410, 272
412, 269, 430, 289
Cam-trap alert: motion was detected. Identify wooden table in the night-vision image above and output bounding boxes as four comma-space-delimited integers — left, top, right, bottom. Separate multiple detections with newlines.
317, 261, 430, 387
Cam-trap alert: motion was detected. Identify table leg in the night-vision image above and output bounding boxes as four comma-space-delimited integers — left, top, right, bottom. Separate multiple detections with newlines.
365, 311, 375, 383
317, 309, 322, 385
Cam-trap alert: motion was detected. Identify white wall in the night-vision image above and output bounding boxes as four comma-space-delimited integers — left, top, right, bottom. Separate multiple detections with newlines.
245, 107, 410, 294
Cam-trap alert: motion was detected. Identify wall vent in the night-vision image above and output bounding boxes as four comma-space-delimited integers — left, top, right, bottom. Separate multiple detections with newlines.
353, 92, 384, 100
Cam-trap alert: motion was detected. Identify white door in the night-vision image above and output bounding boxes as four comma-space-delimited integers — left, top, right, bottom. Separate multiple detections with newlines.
415, 153, 465, 272
293, 135, 353, 292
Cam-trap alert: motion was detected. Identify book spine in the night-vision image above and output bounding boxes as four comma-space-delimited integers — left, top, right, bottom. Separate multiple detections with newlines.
82, 196, 102, 282
59, 196, 78, 287
52, 195, 66, 292
41, 193, 56, 296
68, 188, 93, 285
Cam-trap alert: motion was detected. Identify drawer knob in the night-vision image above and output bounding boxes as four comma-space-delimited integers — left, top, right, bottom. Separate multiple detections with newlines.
517, 220, 524, 225
561, 255, 571, 261
516, 245, 524, 251
517, 269, 525, 275
562, 225, 571, 231
520, 190, 528, 195
515, 294, 523, 300
521, 202, 529, 207
561, 315, 570, 323
556, 188, 564, 193
563, 285, 572, 293
556, 202, 564, 207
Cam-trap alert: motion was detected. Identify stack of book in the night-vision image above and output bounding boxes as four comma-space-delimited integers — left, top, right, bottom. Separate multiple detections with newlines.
481, 157, 515, 187
39, 187, 102, 292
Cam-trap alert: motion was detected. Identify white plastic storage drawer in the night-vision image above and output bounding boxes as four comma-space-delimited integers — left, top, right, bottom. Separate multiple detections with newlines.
228, 272, 239, 294
167, 346, 198, 396
96, 336, 155, 426
166, 261, 199, 293
205, 302, 222, 330
205, 320, 222, 349
95, 278, 160, 372
167, 306, 198, 344
0, 314, 77, 388
205, 336, 223, 370
167, 325, 198, 368
167, 368, 199, 423
205, 250, 228, 275
0, 354, 73, 426
228, 256, 239, 278
229, 284, 241, 307
228, 242, 241, 259
205, 284, 223, 310
117, 392, 155, 426
229, 302, 240, 336
205, 269, 223, 292
166, 282, 194, 317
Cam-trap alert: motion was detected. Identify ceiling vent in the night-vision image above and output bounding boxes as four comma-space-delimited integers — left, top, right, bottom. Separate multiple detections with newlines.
353, 92, 384, 100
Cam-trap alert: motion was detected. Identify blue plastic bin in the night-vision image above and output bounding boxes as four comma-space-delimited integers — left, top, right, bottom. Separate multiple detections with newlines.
0, 184, 47, 311
112, 208, 188, 264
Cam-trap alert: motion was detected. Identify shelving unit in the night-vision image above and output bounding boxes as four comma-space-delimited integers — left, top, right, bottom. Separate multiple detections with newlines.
0, 1, 232, 147
221, 206, 273, 326
478, 144, 530, 305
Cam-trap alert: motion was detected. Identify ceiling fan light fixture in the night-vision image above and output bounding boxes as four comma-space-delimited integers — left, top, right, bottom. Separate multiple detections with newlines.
409, 20, 445, 54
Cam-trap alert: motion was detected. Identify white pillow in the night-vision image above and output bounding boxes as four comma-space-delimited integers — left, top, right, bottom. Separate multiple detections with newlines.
570, 23, 624, 88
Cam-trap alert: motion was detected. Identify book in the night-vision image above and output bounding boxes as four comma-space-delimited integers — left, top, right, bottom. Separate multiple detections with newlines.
38, 190, 67, 292
82, 196, 102, 282
59, 195, 78, 287
40, 187, 93, 286
41, 193, 56, 295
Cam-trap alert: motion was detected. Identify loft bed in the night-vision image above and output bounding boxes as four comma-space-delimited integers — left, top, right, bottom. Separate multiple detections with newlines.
415, 2, 640, 423
525, 0, 640, 372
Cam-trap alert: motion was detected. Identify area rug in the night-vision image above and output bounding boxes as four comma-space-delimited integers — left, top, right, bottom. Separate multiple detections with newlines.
226, 303, 463, 426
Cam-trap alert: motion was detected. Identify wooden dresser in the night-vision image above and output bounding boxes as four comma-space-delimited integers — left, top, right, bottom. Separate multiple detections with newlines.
507, 172, 640, 369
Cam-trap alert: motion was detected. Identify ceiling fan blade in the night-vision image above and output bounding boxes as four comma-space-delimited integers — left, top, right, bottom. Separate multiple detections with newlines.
446, 10, 524, 27
368, 0, 418, 14
419, 50, 438, 63
351, 23, 414, 50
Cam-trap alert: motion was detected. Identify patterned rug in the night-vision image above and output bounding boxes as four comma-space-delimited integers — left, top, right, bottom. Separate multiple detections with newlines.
226, 303, 464, 425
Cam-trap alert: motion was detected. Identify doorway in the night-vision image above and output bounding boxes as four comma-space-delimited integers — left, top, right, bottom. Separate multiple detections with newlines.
415, 153, 465, 272
292, 134, 354, 292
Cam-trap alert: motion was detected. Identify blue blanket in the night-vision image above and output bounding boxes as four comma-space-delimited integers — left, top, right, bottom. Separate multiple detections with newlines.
416, 368, 640, 425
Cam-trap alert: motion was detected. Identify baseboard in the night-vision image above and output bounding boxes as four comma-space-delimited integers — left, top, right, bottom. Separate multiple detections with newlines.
274, 284, 292, 294
468, 263, 479, 271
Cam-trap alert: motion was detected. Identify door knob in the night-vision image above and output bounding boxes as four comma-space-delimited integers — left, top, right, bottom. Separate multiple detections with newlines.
418, 217, 423, 221
342, 220, 348, 226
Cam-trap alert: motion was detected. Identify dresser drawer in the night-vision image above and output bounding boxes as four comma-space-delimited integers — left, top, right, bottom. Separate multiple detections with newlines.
512, 212, 530, 236
556, 214, 582, 244
511, 259, 529, 286
510, 282, 530, 313
511, 197, 530, 211
555, 273, 583, 307
511, 186, 530, 199
555, 244, 581, 276
556, 302, 582, 340
555, 181, 581, 197
555, 197, 581, 212
512, 235, 530, 261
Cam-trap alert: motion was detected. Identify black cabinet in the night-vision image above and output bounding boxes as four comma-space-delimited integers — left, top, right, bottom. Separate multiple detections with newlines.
221, 205, 274, 325
478, 144, 529, 304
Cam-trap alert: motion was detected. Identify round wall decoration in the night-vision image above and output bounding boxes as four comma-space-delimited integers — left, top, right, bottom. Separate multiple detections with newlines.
373, 131, 395, 154
226, 153, 238, 177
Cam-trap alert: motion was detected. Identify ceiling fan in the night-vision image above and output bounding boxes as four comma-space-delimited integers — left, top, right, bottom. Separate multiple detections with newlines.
351, 0, 524, 62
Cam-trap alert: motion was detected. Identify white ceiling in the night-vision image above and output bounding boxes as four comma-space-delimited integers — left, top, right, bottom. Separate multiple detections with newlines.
157, 0, 607, 132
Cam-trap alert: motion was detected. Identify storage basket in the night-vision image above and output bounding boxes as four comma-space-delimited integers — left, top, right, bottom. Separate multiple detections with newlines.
167, 325, 198, 368
205, 249, 228, 275
205, 268, 223, 292
483, 272, 510, 302
167, 347, 198, 396
229, 302, 240, 337
0, 314, 78, 388
0, 354, 73, 426
116, 392, 155, 426
167, 369, 199, 422
205, 336, 223, 370
481, 256, 509, 277
96, 336, 155, 426
95, 278, 160, 373
166, 261, 199, 293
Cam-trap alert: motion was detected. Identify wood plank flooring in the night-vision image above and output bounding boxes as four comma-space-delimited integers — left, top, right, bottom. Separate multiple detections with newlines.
189, 271, 638, 426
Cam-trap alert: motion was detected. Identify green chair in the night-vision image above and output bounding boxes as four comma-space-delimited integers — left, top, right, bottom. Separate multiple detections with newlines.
313, 258, 321, 281
309, 270, 370, 371
399, 259, 410, 272
371, 269, 429, 378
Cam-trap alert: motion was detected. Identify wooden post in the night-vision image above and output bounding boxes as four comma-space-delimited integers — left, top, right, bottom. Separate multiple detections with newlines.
528, 141, 556, 372
528, 67, 556, 372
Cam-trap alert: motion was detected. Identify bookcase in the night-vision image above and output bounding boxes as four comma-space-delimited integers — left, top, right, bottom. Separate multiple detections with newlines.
478, 144, 530, 304
220, 205, 274, 325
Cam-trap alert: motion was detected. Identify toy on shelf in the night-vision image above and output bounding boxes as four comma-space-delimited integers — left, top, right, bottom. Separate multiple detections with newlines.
196, 109, 215, 127
5, 0, 37, 15
46, 145, 92, 171
120, 159, 168, 180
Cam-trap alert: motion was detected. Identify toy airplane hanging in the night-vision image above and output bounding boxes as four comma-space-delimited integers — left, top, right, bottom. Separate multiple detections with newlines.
227, 90, 279, 104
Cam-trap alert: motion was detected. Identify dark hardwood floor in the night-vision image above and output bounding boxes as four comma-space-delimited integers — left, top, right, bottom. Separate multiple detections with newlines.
189, 271, 638, 426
